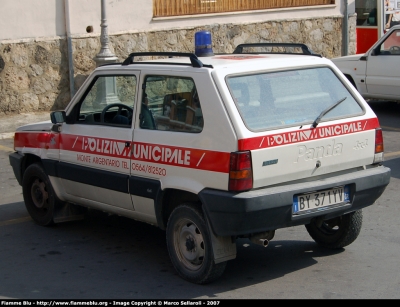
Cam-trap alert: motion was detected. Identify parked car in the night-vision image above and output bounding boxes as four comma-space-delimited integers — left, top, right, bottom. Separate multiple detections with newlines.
9, 43, 391, 284
331, 25, 400, 102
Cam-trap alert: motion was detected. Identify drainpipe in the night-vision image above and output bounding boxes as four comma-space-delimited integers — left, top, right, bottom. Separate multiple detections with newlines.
343, 0, 349, 56
64, 0, 75, 98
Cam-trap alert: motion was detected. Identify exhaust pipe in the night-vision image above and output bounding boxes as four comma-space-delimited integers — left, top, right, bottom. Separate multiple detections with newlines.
250, 237, 269, 247
248, 230, 275, 247
249, 230, 275, 247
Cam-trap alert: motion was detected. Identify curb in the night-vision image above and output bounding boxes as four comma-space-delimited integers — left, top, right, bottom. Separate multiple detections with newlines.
0, 112, 51, 140
0, 132, 15, 140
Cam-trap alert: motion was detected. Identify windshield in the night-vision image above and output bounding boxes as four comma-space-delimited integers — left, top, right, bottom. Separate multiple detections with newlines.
226, 67, 364, 131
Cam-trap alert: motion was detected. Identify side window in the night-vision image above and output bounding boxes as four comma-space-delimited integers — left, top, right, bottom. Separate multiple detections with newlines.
140, 76, 203, 133
78, 75, 137, 127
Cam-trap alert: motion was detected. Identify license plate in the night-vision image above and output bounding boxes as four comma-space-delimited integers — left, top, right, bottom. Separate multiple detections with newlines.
293, 186, 350, 215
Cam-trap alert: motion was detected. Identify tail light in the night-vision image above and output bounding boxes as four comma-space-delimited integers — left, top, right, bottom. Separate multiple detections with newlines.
374, 128, 384, 163
229, 151, 253, 191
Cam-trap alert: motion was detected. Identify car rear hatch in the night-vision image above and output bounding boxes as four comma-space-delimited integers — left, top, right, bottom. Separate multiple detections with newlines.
225, 66, 382, 189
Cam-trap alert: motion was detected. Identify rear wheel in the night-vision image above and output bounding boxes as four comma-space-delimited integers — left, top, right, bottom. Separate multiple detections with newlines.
22, 163, 59, 226
166, 203, 227, 284
305, 210, 363, 249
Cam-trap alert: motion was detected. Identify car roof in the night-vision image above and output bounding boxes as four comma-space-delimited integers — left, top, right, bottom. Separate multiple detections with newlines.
94, 43, 333, 73
96, 52, 333, 74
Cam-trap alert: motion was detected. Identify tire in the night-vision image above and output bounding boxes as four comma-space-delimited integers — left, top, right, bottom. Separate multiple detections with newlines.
166, 203, 227, 284
22, 163, 59, 226
305, 210, 363, 249
345, 75, 357, 90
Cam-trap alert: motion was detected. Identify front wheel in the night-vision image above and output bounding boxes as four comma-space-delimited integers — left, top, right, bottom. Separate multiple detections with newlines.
305, 210, 363, 249
22, 163, 59, 226
166, 203, 227, 284
345, 75, 357, 89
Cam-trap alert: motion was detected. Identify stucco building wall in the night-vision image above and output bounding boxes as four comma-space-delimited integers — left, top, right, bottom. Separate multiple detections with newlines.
0, 1, 356, 115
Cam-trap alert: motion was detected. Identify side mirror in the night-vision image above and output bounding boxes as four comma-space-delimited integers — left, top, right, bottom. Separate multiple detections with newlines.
50, 111, 66, 133
370, 47, 380, 56
50, 111, 66, 124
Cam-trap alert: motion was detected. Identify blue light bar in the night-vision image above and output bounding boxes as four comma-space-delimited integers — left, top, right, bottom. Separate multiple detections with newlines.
195, 31, 214, 57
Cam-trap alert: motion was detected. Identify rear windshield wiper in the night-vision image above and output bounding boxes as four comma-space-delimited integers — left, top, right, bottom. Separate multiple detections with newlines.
312, 97, 347, 128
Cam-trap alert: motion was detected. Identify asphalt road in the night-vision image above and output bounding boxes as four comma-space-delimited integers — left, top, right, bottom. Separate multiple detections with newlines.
0, 101, 399, 300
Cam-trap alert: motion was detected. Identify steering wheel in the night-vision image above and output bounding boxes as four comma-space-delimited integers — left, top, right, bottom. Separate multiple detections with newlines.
389, 46, 400, 53
100, 103, 133, 123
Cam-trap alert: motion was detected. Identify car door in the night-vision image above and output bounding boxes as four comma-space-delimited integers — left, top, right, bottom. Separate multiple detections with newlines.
365, 28, 400, 98
58, 72, 138, 211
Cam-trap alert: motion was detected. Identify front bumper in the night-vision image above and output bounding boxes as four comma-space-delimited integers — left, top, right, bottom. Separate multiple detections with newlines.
9, 152, 23, 186
199, 165, 391, 237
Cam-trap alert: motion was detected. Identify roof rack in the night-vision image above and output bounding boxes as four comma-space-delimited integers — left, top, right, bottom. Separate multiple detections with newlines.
232, 43, 322, 57
121, 52, 213, 68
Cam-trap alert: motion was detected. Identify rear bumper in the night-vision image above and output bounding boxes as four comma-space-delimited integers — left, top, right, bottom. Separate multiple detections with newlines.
199, 165, 391, 237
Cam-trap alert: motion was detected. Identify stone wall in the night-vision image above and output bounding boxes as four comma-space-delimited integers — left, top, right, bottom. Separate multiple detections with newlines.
0, 16, 356, 115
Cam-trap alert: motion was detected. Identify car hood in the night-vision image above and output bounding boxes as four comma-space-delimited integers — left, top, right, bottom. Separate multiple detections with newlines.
15, 120, 53, 132
331, 54, 365, 63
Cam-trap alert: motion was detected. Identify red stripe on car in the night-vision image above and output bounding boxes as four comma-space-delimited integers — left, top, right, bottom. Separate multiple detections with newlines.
14, 132, 60, 150
238, 118, 380, 150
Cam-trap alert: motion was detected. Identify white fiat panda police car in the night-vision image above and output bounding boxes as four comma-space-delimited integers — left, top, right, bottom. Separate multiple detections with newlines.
9, 42, 391, 284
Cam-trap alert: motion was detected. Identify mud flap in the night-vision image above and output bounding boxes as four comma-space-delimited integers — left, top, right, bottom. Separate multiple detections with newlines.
207, 221, 237, 264
53, 202, 86, 223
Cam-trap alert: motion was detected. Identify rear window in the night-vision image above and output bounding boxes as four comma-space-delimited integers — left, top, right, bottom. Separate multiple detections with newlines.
227, 67, 364, 131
